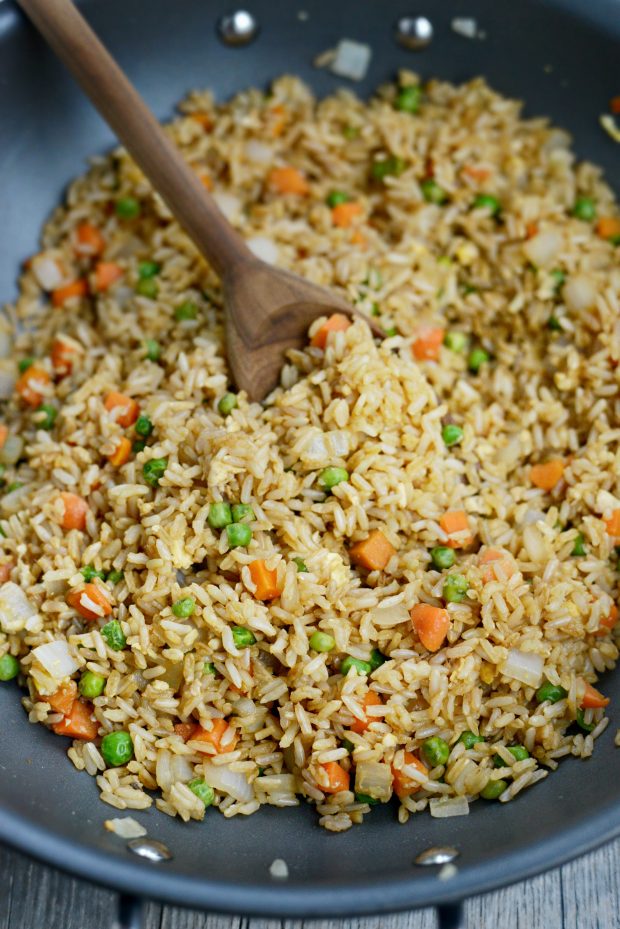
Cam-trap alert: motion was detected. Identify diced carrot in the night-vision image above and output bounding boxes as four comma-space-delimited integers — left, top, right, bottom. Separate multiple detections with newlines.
191, 717, 239, 754
59, 491, 88, 531
479, 547, 518, 583
174, 722, 196, 742
15, 366, 51, 407
611, 96, 620, 115
52, 278, 88, 308
104, 391, 139, 428
248, 560, 282, 600
107, 436, 132, 467
47, 680, 78, 715
52, 699, 99, 740
605, 509, 620, 537
74, 222, 105, 257
93, 261, 123, 292
51, 337, 78, 377
66, 583, 112, 621
410, 603, 451, 652
596, 217, 620, 240
320, 761, 350, 794
349, 529, 396, 572
197, 170, 214, 191
190, 112, 213, 130
0, 425, 8, 450
525, 222, 539, 239
0, 561, 13, 584
391, 751, 427, 797
462, 165, 491, 182
596, 604, 618, 636
412, 326, 445, 361
267, 166, 309, 196
310, 313, 351, 349
350, 690, 383, 734
268, 104, 288, 137
580, 680, 610, 709
439, 510, 473, 548
350, 229, 367, 249
530, 459, 565, 491
331, 202, 364, 228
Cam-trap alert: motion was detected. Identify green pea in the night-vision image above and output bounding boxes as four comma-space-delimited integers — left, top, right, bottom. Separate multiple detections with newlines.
208, 502, 233, 529
144, 339, 161, 362
36, 403, 57, 430
232, 626, 256, 648
550, 269, 565, 292
318, 467, 349, 490
231, 503, 255, 523
134, 414, 153, 438
101, 619, 126, 651
225, 522, 252, 547
443, 331, 468, 353
174, 301, 198, 321
473, 194, 501, 216
572, 197, 596, 221
0, 654, 19, 681
442, 424, 463, 447
536, 681, 567, 704
18, 357, 34, 373
80, 565, 106, 582
309, 631, 335, 652
203, 661, 217, 676
458, 730, 485, 749
355, 792, 379, 805
430, 546, 456, 570
138, 261, 160, 279
462, 283, 478, 296
6, 482, 23, 494
370, 302, 381, 317
384, 327, 398, 338
132, 440, 146, 454
576, 709, 595, 733
468, 348, 490, 373
135, 278, 158, 299
326, 191, 350, 207
218, 393, 238, 416
172, 597, 195, 618
547, 315, 562, 331
293, 557, 308, 573
341, 737, 355, 753
420, 179, 447, 205
115, 197, 141, 219
369, 648, 387, 671
188, 777, 215, 808
571, 533, 586, 556
79, 670, 106, 698
443, 574, 469, 603
106, 570, 124, 585
492, 745, 529, 767
481, 778, 507, 800
422, 736, 450, 767
371, 156, 406, 181
394, 85, 422, 113
142, 457, 167, 486
340, 656, 372, 676
343, 125, 359, 140
101, 730, 134, 767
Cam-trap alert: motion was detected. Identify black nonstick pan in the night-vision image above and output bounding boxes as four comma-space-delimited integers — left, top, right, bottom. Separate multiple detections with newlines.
0, 2, 619, 928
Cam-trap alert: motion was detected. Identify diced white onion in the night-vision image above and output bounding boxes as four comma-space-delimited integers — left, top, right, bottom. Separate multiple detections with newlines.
329, 40, 372, 81
269, 858, 289, 879
521, 509, 547, 526
564, 275, 597, 312
31, 639, 79, 679
213, 192, 241, 222
430, 796, 470, 818
370, 601, 409, 628
247, 236, 279, 265
245, 140, 274, 164
328, 431, 350, 457
31, 254, 64, 291
202, 762, 253, 802
355, 761, 393, 802
0, 435, 23, 466
104, 817, 147, 839
451, 17, 478, 38
0, 582, 39, 633
156, 749, 194, 791
523, 229, 562, 267
1, 483, 30, 515
233, 697, 257, 717
522, 523, 548, 562
502, 648, 544, 688
0, 365, 15, 400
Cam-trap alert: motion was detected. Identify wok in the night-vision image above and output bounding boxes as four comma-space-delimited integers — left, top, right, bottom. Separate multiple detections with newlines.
0, 1, 619, 927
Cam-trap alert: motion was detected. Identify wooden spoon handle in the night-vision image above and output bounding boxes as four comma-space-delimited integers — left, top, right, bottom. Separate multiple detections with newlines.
17, 0, 252, 279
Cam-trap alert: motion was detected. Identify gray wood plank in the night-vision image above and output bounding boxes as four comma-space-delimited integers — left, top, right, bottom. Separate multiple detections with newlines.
466, 866, 563, 929
561, 842, 620, 929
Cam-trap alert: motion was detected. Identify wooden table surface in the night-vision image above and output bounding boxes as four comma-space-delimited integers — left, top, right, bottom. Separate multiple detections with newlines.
1, 837, 619, 929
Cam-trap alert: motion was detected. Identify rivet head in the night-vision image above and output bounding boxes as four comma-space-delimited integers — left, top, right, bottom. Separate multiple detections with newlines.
217, 10, 259, 46
127, 838, 173, 862
395, 15, 434, 50
415, 845, 459, 867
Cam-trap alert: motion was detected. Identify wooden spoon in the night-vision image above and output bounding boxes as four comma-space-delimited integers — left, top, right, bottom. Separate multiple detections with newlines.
17, 0, 380, 400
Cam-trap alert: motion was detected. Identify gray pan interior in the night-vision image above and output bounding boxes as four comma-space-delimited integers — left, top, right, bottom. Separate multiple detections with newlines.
0, 0, 619, 917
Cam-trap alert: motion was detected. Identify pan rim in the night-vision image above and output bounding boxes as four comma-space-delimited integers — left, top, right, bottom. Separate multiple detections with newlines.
0, 796, 619, 915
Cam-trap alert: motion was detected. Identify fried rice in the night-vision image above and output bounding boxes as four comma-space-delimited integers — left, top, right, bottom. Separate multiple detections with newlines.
0, 73, 619, 830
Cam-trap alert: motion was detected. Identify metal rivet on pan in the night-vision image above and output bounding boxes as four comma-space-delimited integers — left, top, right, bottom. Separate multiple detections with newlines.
127, 838, 173, 862
414, 845, 459, 867
395, 15, 434, 50
217, 10, 259, 47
